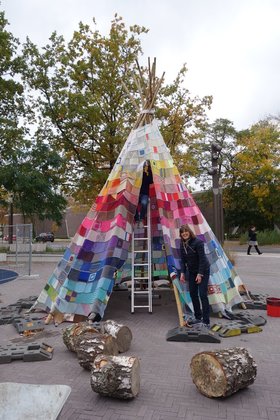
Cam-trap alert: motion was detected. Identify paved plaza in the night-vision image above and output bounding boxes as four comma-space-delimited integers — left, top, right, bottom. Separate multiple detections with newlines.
0, 250, 280, 419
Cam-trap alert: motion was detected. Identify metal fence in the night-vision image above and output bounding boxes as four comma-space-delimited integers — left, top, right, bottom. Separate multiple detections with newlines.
0, 224, 32, 280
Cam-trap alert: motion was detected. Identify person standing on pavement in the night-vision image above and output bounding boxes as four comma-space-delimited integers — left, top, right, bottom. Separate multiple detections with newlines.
179, 224, 211, 328
247, 226, 262, 255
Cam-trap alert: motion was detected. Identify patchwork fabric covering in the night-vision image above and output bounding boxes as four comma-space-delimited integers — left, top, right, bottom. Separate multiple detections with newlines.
34, 119, 244, 318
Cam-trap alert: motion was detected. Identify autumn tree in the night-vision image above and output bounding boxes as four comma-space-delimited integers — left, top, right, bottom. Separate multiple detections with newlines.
224, 120, 280, 230
192, 118, 280, 231
22, 15, 212, 202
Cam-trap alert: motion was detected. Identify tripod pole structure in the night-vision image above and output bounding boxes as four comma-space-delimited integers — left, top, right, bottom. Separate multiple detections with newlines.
172, 282, 185, 327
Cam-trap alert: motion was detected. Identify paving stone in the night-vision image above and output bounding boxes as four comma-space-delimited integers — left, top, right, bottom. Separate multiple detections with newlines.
0, 257, 279, 419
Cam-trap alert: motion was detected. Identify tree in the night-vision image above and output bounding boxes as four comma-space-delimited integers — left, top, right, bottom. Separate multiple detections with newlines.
188, 118, 237, 189
0, 10, 26, 162
192, 118, 280, 231
0, 10, 67, 226
22, 15, 212, 202
0, 140, 67, 226
224, 120, 280, 230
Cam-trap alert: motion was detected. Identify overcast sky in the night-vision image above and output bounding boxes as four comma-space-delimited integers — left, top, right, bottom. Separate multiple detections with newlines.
2, 0, 280, 130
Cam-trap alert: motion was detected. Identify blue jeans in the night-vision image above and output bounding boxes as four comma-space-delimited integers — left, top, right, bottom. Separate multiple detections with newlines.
135, 194, 149, 221
189, 270, 210, 324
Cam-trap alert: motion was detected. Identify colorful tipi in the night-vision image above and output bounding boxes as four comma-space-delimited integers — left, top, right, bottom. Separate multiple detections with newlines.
32, 59, 245, 322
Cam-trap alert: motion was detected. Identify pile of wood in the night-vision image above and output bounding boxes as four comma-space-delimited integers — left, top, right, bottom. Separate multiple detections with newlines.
62, 319, 139, 399
190, 347, 257, 398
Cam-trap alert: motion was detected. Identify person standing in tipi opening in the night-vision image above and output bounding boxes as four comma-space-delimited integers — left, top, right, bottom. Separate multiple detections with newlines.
179, 224, 211, 328
247, 225, 262, 255
135, 160, 153, 227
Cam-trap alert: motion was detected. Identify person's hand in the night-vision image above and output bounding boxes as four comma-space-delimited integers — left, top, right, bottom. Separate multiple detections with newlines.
195, 274, 202, 284
180, 273, 186, 283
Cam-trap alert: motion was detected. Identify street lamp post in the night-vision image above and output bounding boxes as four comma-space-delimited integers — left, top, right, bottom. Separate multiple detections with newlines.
8, 193, 14, 244
209, 143, 224, 244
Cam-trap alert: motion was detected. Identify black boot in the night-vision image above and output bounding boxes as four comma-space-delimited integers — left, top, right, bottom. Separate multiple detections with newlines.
255, 246, 262, 255
247, 246, 252, 255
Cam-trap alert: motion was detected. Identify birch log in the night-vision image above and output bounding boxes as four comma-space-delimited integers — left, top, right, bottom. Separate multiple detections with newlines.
91, 354, 140, 399
190, 347, 257, 398
76, 333, 118, 370
62, 323, 100, 353
102, 320, 132, 353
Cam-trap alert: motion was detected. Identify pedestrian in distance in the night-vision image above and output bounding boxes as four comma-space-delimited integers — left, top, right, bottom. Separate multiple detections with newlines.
179, 224, 211, 328
247, 226, 262, 255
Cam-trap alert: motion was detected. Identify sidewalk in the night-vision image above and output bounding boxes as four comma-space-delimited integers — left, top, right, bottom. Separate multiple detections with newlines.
0, 254, 280, 420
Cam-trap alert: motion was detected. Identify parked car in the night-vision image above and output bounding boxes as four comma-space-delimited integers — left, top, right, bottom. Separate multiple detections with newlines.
35, 232, 54, 243
3, 234, 16, 241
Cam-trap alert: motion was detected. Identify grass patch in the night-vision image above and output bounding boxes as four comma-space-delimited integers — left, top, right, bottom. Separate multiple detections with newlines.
46, 246, 67, 253
239, 229, 280, 245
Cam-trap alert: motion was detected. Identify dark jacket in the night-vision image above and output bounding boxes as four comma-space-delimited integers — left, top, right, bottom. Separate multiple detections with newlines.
248, 229, 257, 241
180, 237, 210, 275
140, 169, 153, 195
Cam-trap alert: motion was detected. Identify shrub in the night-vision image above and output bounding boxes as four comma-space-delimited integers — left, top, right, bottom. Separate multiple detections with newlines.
239, 230, 280, 245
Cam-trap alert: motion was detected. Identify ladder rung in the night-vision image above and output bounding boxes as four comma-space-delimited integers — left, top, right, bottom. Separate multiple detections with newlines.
134, 291, 150, 294
133, 250, 148, 253
133, 276, 149, 280
134, 263, 148, 266
134, 237, 148, 240
133, 305, 150, 308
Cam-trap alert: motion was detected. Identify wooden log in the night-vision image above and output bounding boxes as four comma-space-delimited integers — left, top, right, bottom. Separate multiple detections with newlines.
102, 320, 132, 353
190, 347, 257, 398
91, 354, 140, 399
76, 333, 118, 370
62, 322, 101, 353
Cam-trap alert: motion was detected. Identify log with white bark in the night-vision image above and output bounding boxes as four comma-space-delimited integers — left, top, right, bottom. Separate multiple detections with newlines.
91, 354, 140, 399
190, 347, 257, 398
62, 322, 101, 353
101, 320, 132, 353
76, 333, 118, 370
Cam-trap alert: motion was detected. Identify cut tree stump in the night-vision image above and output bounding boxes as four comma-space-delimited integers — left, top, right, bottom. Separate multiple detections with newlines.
102, 320, 132, 353
62, 322, 100, 353
76, 333, 118, 370
190, 347, 257, 398
91, 354, 140, 399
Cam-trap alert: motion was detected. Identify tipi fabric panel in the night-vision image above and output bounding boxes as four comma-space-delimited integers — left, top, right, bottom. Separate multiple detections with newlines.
34, 119, 243, 317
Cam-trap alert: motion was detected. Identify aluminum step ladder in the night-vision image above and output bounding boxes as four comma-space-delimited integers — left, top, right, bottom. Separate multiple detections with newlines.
131, 202, 152, 313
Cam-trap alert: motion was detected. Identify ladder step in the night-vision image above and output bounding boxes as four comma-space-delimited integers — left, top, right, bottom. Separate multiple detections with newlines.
133, 250, 148, 253
134, 291, 150, 294
134, 263, 149, 266
133, 305, 150, 308
134, 237, 148, 240
133, 276, 149, 280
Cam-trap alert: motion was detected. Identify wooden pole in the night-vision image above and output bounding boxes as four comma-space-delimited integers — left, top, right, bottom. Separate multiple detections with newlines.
172, 282, 185, 327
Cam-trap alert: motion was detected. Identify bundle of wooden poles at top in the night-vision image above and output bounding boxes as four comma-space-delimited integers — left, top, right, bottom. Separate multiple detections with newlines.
122, 57, 165, 129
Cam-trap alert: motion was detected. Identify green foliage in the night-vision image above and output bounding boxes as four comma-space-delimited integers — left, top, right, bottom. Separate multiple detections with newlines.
239, 229, 280, 245
22, 16, 212, 202
0, 10, 67, 224
157, 64, 212, 179
22, 16, 145, 201
198, 119, 280, 231
0, 11, 27, 162
45, 246, 67, 253
0, 140, 67, 224
223, 120, 280, 230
